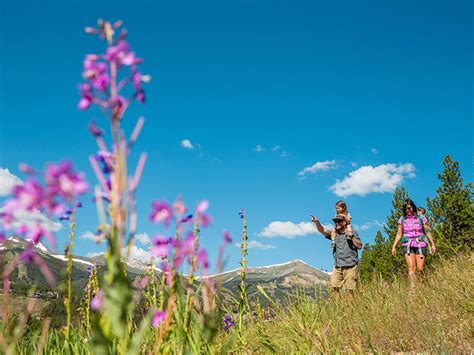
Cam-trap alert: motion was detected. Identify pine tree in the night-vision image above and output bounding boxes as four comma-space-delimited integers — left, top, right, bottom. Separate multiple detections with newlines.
426, 155, 474, 254
384, 186, 409, 241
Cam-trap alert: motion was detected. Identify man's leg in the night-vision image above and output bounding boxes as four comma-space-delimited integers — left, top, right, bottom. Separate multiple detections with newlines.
330, 267, 343, 297
343, 264, 358, 299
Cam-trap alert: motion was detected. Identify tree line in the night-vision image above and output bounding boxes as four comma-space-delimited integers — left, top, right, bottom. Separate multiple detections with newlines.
359, 155, 474, 282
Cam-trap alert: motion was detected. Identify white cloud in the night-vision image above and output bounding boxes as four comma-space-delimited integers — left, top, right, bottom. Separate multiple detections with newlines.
330, 163, 415, 197
322, 223, 334, 231
356, 220, 383, 231
248, 240, 276, 249
124, 245, 151, 261
351, 162, 358, 167
87, 246, 151, 262
4, 209, 63, 232
371, 148, 378, 155
135, 232, 150, 245
297, 160, 338, 179
281, 151, 288, 158
0, 168, 22, 196
180, 139, 194, 150
86, 251, 104, 258
254, 144, 284, 155
81, 231, 101, 242
258, 221, 316, 238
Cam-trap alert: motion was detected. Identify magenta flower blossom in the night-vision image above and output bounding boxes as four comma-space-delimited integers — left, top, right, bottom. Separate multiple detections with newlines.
45, 160, 89, 200
151, 310, 166, 328
87, 120, 104, 138
195, 200, 209, 214
198, 213, 212, 228
196, 249, 209, 270
19, 163, 35, 175
149, 201, 173, 226
223, 231, 232, 244
20, 249, 35, 264
4, 179, 44, 213
27, 224, 46, 244
91, 290, 104, 311
150, 235, 170, 258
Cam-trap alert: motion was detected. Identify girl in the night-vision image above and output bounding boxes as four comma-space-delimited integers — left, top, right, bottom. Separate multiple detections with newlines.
330, 200, 353, 244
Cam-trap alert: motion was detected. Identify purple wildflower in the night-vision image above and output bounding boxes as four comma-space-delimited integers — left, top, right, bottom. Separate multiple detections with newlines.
223, 314, 235, 332
195, 200, 209, 214
150, 235, 170, 258
76, 201, 82, 208
151, 310, 166, 328
196, 249, 209, 270
238, 209, 245, 219
149, 201, 173, 226
91, 290, 104, 311
45, 160, 89, 200
86, 265, 94, 276
223, 231, 232, 244
20, 249, 35, 264
59, 215, 70, 221
87, 120, 104, 138
180, 214, 193, 223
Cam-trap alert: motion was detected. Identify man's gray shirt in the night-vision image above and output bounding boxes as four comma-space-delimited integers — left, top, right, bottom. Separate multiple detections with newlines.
323, 230, 361, 268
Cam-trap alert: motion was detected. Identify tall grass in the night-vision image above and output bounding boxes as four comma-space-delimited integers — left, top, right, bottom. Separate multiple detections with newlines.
227, 252, 473, 353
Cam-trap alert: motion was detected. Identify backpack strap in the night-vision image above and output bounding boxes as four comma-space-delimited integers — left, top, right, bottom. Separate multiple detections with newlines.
417, 214, 426, 235
401, 216, 407, 243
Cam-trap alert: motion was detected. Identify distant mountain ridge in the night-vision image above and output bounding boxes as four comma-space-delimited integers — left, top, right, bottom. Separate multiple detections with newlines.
0, 236, 330, 303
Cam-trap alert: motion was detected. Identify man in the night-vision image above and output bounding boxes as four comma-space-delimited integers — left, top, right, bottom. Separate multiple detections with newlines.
311, 214, 362, 296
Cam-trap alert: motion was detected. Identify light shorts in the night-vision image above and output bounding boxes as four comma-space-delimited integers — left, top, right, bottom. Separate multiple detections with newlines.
330, 264, 358, 290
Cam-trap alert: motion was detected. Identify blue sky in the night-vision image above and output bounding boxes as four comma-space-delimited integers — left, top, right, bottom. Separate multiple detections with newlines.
0, 0, 472, 272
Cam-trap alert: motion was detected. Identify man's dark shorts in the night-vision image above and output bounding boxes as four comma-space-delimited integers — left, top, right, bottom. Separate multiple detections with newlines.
402, 245, 427, 255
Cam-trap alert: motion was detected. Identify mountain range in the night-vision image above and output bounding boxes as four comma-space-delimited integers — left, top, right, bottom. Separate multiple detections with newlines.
0, 236, 330, 304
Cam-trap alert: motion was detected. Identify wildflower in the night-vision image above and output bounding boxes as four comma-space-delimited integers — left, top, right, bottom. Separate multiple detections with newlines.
27, 224, 46, 244
196, 249, 209, 270
86, 265, 94, 277
76, 202, 82, 208
223, 314, 235, 332
180, 214, 193, 223
195, 200, 209, 214
20, 248, 35, 264
151, 310, 166, 328
59, 215, 70, 221
198, 213, 212, 228
87, 120, 104, 138
91, 290, 104, 311
150, 235, 170, 258
223, 231, 232, 244
4, 179, 44, 213
149, 200, 173, 226
45, 160, 89, 200
19, 163, 35, 174
238, 209, 245, 219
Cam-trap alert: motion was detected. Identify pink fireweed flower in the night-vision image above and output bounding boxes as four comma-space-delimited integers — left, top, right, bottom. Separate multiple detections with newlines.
160, 262, 173, 286
173, 197, 187, 216
27, 223, 46, 244
150, 235, 170, 258
152, 310, 167, 328
195, 200, 209, 214
91, 290, 104, 311
87, 120, 104, 138
20, 248, 35, 264
196, 249, 209, 270
45, 160, 89, 200
19, 163, 35, 175
149, 201, 173, 226
198, 213, 212, 228
4, 178, 44, 213
223, 231, 232, 244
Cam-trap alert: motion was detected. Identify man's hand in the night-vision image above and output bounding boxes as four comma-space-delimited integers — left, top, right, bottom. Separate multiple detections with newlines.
310, 214, 318, 224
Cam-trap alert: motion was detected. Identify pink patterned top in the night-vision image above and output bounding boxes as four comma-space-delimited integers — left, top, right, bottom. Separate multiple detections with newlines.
398, 214, 428, 247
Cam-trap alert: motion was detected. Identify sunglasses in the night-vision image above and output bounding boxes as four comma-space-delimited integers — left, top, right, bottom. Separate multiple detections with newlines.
333, 220, 345, 224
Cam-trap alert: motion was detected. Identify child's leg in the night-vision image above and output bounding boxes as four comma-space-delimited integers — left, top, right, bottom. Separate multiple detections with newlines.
331, 228, 336, 240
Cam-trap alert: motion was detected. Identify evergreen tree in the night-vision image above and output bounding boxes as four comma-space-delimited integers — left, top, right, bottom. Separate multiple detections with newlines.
426, 155, 474, 254
359, 187, 408, 281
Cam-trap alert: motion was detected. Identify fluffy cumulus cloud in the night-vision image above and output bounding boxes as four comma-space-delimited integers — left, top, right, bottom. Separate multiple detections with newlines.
81, 231, 101, 242
371, 148, 378, 155
0, 168, 22, 196
124, 245, 151, 261
235, 240, 276, 250
330, 163, 415, 197
258, 221, 316, 238
135, 232, 150, 245
356, 220, 384, 231
297, 160, 338, 179
86, 251, 104, 258
180, 139, 195, 150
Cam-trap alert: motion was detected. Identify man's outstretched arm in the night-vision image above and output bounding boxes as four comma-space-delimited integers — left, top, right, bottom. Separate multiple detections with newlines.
311, 215, 331, 240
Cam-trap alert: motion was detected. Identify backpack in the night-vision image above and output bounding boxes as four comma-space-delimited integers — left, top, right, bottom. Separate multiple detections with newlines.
400, 214, 426, 243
